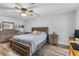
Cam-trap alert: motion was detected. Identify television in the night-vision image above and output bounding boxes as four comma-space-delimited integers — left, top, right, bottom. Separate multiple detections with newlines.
74, 30, 79, 38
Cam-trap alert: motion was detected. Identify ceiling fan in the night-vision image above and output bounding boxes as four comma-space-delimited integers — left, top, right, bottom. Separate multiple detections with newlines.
14, 3, 39, 16
0, 3, 39, 17
15, 6, 34, 16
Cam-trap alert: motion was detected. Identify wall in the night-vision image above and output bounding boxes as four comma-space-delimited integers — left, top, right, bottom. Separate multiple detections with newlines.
76, 8, 79, 29
24, 12, 75, 45
0, 16, 24, 31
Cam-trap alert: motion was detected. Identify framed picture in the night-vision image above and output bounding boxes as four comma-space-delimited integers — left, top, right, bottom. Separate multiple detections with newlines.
2, 21, 15, 30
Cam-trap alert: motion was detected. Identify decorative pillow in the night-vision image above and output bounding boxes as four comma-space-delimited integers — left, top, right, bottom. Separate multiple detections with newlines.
32, 31, 38, 35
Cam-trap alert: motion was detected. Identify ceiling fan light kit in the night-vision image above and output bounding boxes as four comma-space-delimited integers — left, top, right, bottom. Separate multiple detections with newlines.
21, 13, 27, 16
15, 6, 34, 16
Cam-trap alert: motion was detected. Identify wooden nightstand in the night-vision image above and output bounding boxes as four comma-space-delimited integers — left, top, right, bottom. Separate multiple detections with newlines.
48, 33, 58, 45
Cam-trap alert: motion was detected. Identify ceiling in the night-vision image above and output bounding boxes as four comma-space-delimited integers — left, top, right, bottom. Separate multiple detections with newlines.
0, 3, 79, 20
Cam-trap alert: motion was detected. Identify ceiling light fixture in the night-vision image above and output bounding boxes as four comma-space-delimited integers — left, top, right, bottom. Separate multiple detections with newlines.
21, 13, 27, 16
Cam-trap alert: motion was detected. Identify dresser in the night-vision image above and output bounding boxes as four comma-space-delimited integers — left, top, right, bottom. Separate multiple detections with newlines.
0, 29, 19, 43
48, 32, 58, 45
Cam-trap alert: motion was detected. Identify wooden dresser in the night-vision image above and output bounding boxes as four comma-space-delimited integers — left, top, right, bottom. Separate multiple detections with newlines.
48, 32, 58, 45
0, 29, 19, 43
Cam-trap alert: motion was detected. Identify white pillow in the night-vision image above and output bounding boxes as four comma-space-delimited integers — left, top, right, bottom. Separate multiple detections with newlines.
32, 31, 38, 35
37, 31, 41, 35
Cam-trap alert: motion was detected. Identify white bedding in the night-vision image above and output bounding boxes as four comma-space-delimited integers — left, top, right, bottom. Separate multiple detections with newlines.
12, 32, 47, 54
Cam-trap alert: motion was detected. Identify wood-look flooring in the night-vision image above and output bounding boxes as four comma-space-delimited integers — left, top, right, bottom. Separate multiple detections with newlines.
0, 42, 69, 56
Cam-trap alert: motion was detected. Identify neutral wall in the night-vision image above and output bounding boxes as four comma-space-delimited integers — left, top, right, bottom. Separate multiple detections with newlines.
0, 16, 24, 31
24, 12, 75, 45
76, 8, 79, 29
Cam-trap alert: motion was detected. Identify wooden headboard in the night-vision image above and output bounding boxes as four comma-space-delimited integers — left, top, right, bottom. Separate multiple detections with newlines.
32, 27, 48, 35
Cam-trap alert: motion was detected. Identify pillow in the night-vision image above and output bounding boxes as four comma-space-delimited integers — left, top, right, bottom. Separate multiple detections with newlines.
32, 31, 38, 35
37, 31, 41, 35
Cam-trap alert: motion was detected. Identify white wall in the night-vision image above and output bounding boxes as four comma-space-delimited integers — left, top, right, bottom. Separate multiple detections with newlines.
76, 8, 79, 29
0, 16, 24, 31
24, 12, 75, 45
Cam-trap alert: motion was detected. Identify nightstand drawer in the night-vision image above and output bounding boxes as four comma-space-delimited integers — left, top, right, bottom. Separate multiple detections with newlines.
49, 39, 57, 44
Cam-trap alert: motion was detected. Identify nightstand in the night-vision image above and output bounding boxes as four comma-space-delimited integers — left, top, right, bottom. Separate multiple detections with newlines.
48, 33, 58, 45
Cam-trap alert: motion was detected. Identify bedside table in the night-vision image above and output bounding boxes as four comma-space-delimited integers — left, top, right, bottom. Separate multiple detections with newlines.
48, 33, 58, 45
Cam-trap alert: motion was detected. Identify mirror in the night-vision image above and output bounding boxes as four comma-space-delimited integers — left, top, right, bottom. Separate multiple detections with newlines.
2, 21, 15, 30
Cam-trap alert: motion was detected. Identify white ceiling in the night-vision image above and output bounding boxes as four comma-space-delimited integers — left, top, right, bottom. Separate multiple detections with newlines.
0, 3, 79, 20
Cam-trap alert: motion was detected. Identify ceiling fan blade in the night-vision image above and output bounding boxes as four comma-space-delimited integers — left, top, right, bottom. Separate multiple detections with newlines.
27, 9, 33, 12
15, 7, 21, 10
25, 10, 40, 16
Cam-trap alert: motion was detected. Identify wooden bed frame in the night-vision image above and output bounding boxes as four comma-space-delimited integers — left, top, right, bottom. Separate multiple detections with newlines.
10, 27, 48, 56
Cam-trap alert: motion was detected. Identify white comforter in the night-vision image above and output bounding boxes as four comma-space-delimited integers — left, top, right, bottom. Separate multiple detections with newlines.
12, 32, 47, 54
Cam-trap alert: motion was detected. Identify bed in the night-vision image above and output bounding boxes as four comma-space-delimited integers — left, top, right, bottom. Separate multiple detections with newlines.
10, 27, 48, 56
